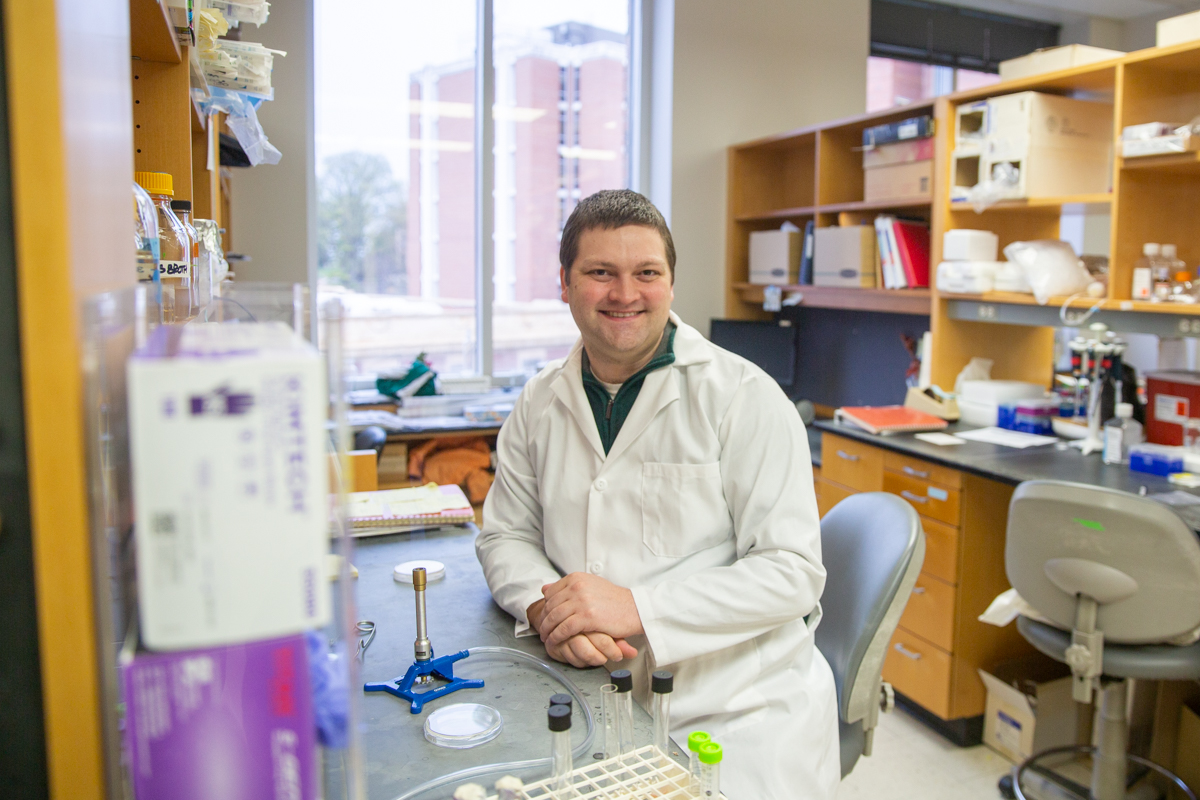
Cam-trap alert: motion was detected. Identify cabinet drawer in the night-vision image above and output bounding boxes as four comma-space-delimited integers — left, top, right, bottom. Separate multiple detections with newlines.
816, 479, 855, 518
882, 628, 952, 720
883, 451, 961, 490
897, 573, 956, 652
821, 434, 883, 493
920, 517, 960, 585
884, 470, 961, 526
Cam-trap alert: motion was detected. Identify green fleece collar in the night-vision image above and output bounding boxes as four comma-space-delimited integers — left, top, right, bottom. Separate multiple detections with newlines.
581, 322, 677, 455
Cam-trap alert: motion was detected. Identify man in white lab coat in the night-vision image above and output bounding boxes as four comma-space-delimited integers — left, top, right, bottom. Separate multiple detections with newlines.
476, 190, 840, 799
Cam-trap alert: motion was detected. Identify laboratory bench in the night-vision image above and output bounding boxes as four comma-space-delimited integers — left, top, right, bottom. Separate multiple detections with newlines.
353, 524, 668, 799
809, 418, 1199, 747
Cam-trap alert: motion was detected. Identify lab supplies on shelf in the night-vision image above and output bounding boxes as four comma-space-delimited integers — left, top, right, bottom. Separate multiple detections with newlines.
133, 181, 159, 283
127, 321, 330, 649
135, 171, 192, 320
748, 225, 801, 285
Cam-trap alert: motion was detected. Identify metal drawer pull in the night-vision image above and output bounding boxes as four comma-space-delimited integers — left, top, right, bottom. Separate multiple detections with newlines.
902, 465, 929, 478
836, 450, 859, 462
900, 490, 928, 504
894, 643, 922, 660
911, 587, 926, 595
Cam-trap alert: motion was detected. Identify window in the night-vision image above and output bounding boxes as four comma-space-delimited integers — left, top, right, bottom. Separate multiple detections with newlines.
316, 0, 635, 383
867, 56, 1000, 112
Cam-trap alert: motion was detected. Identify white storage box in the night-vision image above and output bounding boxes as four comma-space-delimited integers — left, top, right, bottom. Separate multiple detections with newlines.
1122, 132, 1200, 158
944, 229, 999, 262
749, 229, 800, 285
999, 45, 1123, 82
128, 322, 330, 650
1158, 10, 1200, 48
955, 101, 989, 148
979, 657, 1075, 764
936, 261, 999, 294
813, 226, 877, 288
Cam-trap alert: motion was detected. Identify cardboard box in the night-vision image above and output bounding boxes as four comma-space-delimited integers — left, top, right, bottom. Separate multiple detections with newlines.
814, 225, 877, 288
864, 160, 932, 202
749, 229, 800, 285
862, 115, 935, 147
999, 45, 1124, 81
1173, 703, 1200, 800
943, 229, 999, 262
128, 322, 330, 650
979, 656, 1076, 764
985, 92, 1113, 153
863, 137, 935, 169
1159, 10, 1200, 48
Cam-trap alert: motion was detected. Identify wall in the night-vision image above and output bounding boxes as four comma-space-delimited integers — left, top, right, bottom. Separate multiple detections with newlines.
669, 0, 870, 331
228, 0, 316, 290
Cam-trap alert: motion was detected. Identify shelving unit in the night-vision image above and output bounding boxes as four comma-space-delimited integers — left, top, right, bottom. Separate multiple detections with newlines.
725, 103, 935, 320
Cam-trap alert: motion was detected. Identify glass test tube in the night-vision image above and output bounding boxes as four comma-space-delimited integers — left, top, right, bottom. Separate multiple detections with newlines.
610, 669, 635, 758
549, 704, 573, 793
698, 742, 723, 798
600, 684, 619, 759
651, 670, 673, 755
687, 731, 711, 790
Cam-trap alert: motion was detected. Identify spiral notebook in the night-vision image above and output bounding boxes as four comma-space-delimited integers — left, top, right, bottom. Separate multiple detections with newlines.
347, 483, 474, 533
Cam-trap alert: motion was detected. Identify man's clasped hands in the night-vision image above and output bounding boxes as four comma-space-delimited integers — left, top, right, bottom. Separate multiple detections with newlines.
526, 573, 645, 668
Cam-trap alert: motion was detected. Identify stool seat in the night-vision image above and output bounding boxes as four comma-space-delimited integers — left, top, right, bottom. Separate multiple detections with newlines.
1017, 616, 1200, 681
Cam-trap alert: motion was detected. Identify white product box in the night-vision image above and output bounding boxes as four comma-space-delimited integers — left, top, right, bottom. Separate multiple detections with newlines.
1122, 122, 1177, 141
999, 45, 1124, 82
1122, 132, 1200, 158
979, 658, 1075, 764
984, 92, 1113, 153
955, 101, 989, 149
748, 229, 800, 285
813, 225, 877, 288
128, 322, 330, 650
943, 229, 999, 262
1158, 10, 1200, 48
936, 260, 1000, 294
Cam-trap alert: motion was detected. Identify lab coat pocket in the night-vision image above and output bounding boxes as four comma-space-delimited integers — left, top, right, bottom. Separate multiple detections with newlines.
641, 462, 730, 557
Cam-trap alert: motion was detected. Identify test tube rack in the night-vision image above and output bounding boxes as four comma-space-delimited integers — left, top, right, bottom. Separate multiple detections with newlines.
482, 745, 726, 799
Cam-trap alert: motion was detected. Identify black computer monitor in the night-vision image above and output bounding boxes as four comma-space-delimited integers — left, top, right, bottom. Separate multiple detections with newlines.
709, 319, 797, 390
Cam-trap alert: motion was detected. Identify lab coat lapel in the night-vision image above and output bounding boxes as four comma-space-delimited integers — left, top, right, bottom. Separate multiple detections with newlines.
549, 347, 606, 461
604, 366, 679, 465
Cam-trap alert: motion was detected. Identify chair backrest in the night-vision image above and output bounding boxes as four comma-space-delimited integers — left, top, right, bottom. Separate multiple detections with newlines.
1006, 480, 1200, 644
815, 492, 924, 774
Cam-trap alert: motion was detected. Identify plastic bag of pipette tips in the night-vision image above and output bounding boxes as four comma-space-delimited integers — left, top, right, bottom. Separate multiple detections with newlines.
196, 87, 282, 166
968, 160, 1020, 213
1003, 240, 1092, 305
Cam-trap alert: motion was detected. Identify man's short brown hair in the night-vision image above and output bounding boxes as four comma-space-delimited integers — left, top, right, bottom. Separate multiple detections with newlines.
559, 190, 675, 281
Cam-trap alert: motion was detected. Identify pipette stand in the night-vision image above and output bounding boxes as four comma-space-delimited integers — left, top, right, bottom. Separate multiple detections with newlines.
364, 649, 484, 714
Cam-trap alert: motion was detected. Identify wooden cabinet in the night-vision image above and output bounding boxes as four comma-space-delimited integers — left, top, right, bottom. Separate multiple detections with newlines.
820, 432, 1032, 722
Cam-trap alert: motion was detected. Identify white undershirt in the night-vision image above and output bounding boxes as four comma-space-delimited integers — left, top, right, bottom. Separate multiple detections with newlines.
598, 379, 622, 398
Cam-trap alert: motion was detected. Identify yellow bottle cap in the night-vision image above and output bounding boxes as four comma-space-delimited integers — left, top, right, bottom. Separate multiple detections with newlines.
135, 171, 174, 197
1176, 271, 1192, 283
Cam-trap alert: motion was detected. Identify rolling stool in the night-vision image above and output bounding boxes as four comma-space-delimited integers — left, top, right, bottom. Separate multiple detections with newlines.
1002, 481, 1200, 800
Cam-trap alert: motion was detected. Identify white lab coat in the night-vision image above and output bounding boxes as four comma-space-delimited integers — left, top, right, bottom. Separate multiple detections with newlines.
476, 312, 840, 799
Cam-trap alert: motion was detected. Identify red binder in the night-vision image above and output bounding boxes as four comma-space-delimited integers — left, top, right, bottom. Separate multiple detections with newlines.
892, 221, 931, 288
836, 405, 948, 435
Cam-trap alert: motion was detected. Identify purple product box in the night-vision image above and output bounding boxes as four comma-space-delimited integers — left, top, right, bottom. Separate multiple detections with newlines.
122, 634, 317, 800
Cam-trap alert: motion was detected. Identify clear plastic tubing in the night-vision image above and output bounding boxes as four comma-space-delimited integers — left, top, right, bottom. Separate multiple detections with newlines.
390, 647, 596, 800
610, 668, 635, 757
651, 670, 673, 754
548, 705, 572, 791
600, 684, 618, 759
698, 741, 723, 798
687, 731, 710, 789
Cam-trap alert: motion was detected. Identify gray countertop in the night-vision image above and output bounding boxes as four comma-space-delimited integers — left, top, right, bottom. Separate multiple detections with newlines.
353, 525, 670, 800
812, 419, 1193, 497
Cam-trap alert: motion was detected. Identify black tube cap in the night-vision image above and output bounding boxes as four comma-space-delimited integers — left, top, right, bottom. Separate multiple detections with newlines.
548, 704, 572, 732
652, 670, 674, 694
549, 693, 572, 709
610, 669, 633, 693
170, 199, 192, 211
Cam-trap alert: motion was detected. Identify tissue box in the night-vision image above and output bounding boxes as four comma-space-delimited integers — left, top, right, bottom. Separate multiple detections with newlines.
1158, 10, 1200, 48
813, 226, 877, 288
128, 323, 330, 650
122, 634, 317, 800
979, 656, 1075, 764
749, 229, 800, 285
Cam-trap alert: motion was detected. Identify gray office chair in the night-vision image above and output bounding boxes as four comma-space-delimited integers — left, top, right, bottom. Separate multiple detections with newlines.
815, 492, 926, 778
1006, 480, 1200, 800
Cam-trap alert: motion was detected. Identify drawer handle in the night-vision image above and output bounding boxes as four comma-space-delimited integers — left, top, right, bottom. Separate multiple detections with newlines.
894, 642, 923, 660
900, 490, 928, 504
902, 465, 930, 479
836, 450, 859, 462
911, 587, 926, 595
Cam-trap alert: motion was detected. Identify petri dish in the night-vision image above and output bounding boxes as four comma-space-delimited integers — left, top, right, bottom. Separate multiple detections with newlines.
395, 560, 446, 583
424, 703, 503, 749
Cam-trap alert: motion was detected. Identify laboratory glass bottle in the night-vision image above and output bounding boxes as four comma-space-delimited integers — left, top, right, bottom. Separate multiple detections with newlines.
133, 182, 159, 283
1133, 242, 1160, 301
651, 670, 673, 756
1154, 244, 1180, 301
1169, 271, 1197, 303
687, 731, 711, 791
698, 741, 723, 798
600, 683, 619, 759
134, 171, 190, 322
171, 199, 199, 312
548, 704, 572, 793
1102, 403, 1143, 466
610, 669, 635, 758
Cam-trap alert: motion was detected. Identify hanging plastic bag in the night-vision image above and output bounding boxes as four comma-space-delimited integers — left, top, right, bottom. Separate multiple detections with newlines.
968, 161, 1020, 213
195, 86, 282, 166
1003, 240, 1092, 305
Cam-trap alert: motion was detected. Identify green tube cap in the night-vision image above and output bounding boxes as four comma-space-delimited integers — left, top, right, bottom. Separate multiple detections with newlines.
698, 742, 723, 765
687, 731, 711, 753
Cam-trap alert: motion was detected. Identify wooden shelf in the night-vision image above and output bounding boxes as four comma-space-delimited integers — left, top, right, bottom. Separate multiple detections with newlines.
735, 206, 816, 222
734, 283, 931, 315
939, 290, 1200, 316
130, 0, 180, 63
1119, 151, 1200, 172
947, 60, 1118, 103
949, 193, 1112, 213
819, 197, 931, 214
